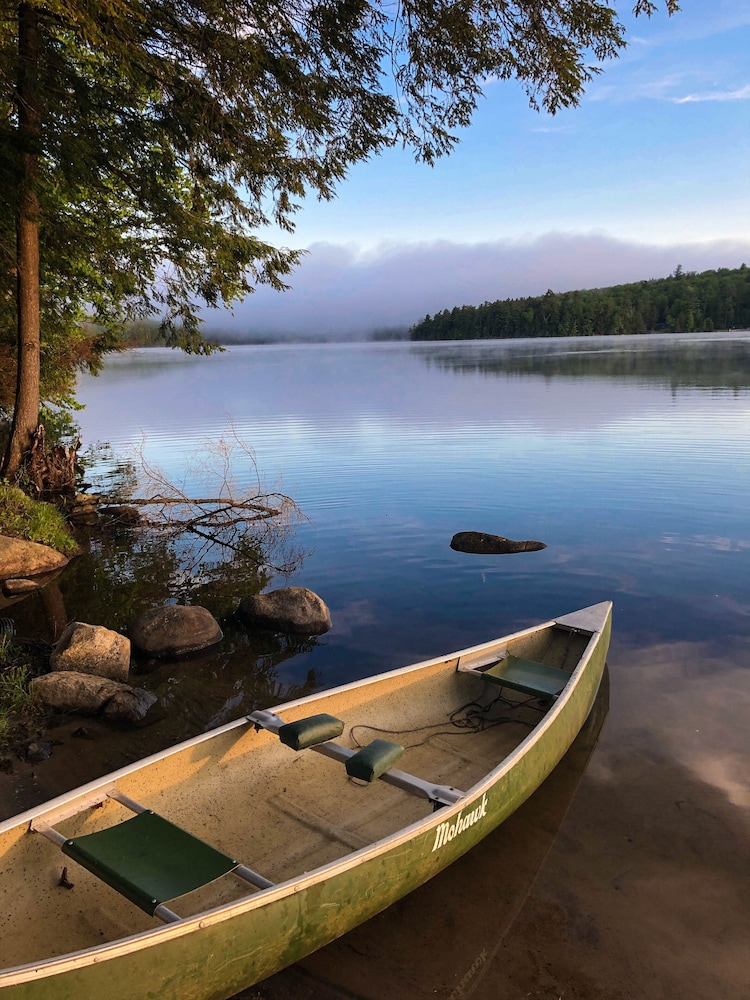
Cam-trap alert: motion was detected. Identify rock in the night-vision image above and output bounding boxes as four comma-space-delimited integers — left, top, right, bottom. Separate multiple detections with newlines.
2, 578, 43, 596
50, 621, 131, 682
25, 741, 53, 763
0, 535, 70, 580
238, 587, 332, 635
101, 686, 158, 724
68, 494, 102, 526
450, 531, 547, 555
100, 506, 141, 527
1, 567, 66, 599
31, 671, 157, 722
128, 605, 223, 659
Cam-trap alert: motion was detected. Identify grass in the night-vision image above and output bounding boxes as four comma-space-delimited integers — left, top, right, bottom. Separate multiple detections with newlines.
0, 482, 79, 556
0, 634, 38, 751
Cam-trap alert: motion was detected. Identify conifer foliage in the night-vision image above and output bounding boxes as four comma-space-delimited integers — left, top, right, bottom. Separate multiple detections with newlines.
410, 265, 750, 341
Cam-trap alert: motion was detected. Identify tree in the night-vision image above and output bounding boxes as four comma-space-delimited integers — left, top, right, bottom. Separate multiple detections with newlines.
0, 0, 679, 478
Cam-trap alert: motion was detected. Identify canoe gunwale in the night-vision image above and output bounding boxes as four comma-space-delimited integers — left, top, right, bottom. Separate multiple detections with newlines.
0, 601, 611, 991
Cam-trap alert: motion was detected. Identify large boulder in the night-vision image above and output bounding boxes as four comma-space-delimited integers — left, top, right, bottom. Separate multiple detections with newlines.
129, 605, 223, 659
238, 587, 331, 635
50, 621, 131, 682
0, 535, 70, 581
31, 672, 157, 723
450, 531, 547, 554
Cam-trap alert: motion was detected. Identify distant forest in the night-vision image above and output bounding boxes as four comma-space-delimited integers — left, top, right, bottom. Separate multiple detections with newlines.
410, 264, 750, 341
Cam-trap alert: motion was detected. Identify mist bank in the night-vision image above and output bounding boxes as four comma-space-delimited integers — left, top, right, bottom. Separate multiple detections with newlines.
201, 232, 750, 342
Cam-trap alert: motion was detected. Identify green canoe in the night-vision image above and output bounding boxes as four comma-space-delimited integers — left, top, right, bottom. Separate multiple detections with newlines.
0, 601, 611, 999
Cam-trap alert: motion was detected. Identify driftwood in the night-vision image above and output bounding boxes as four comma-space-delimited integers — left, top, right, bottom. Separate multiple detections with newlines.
109, 496, 282, 518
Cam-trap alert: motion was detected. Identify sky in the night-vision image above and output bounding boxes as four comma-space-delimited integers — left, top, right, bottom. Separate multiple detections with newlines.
206, 0, 750, 339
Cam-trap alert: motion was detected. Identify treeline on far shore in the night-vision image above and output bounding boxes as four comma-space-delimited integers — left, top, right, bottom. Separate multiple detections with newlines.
409, 264, 750, 341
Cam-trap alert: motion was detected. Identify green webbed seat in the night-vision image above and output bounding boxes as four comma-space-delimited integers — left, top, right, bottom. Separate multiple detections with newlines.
481, 654, 570, 698
62, 810, 238, 916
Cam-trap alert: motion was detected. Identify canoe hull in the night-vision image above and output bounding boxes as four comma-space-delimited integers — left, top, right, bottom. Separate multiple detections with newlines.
0, 603, 611, 999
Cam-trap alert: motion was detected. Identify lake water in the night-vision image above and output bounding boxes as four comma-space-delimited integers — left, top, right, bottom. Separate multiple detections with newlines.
4, 333, 749, 999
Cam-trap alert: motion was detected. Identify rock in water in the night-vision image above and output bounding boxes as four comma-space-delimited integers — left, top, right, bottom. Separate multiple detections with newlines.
450, 531, 547, 554
128, 605, 223, 659
31, 672, 157, 723
0, 535, 70, 579
50, 622, 131, 682
238, 587, 332, 635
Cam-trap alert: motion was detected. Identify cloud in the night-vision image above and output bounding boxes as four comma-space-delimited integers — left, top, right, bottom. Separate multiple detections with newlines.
672, 83, 750, 103
204, 233, 750, 340
588, 71, 716, 104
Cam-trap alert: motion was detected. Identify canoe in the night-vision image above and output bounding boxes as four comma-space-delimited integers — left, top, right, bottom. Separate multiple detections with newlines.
0, 601, 611, 1000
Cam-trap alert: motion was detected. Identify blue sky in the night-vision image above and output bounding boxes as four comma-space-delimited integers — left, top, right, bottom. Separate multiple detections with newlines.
209, 1, 750, 338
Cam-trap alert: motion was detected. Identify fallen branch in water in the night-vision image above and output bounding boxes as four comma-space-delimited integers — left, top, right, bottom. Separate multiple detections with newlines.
88, 428, 307, 573
107, 496, 283, 517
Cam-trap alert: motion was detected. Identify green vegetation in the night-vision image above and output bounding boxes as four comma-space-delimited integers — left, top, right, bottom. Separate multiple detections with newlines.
410, 264, 750, 341
0, 636, 36, 750
0, 483, 78, 556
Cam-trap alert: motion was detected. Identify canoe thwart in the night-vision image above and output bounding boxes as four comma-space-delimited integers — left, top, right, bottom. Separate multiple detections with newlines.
458, 653, 570, 699
250, 709, 464, 807
32, 791, 275, 921
345, 740, 404, 782
278, 713, 345, 751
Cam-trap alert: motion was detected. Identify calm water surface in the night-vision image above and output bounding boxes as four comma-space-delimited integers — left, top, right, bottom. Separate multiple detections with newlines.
5, 333, 749, 999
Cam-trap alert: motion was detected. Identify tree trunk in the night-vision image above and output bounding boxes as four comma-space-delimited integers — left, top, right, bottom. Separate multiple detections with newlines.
3, 4, 41, 480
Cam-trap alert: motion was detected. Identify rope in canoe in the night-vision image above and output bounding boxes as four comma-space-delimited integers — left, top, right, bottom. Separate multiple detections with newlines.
349, 689, 546, 751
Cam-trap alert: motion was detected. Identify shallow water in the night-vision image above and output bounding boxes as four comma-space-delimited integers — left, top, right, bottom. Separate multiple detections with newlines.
2, 332, 748, 999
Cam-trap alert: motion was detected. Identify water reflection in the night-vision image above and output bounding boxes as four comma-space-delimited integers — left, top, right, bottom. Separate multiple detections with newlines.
7, 516, 302, 641
414, 332, 750, 390
247, 671, 610, 1000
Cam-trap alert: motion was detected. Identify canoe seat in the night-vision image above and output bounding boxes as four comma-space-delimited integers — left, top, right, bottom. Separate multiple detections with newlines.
345, 739, 404, 782
32, 789, 274, 923
473, 654, 570, 699
278, 713, 345, 750
249, 710, 464, 808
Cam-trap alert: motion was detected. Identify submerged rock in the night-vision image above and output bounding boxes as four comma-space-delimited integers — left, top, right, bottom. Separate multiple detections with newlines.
100, 505, 141, 527
450, 531, 547, 555
50, 621, 131, 682
128, 605, 223, 659
101, 686, 159, 724
25, 741, 53, 763
238, 586, 332, 635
